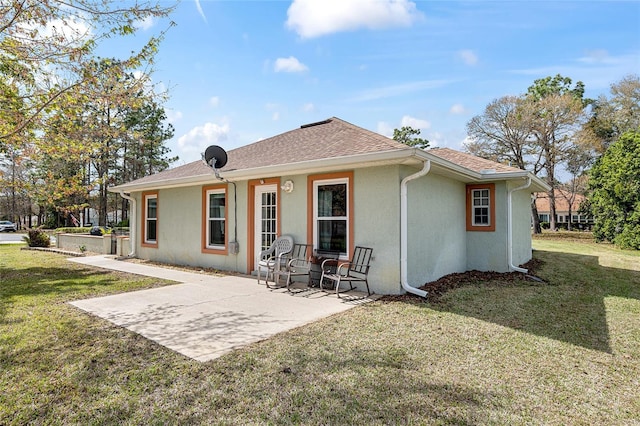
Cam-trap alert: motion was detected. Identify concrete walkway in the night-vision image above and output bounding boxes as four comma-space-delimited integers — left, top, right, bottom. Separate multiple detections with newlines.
69, 255, 373, 362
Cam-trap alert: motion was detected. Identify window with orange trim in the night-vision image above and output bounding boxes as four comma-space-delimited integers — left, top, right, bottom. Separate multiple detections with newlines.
142, 191, 159, 247
202, 184, 228, 254
307, 172, 354, 258
466, 183, 495, 232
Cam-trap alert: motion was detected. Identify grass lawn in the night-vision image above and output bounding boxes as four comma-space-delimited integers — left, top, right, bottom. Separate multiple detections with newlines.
1, 241, 639, 425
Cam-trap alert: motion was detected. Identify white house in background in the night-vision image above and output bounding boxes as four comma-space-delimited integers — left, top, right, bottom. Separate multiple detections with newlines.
110, 117, 549, 296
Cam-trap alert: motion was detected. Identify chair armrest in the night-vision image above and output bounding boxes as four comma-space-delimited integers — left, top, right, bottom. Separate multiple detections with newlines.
320, 258, 339, 271
336, 262, 352, 276
258, 247, 275, 260
288, 257, 310, 268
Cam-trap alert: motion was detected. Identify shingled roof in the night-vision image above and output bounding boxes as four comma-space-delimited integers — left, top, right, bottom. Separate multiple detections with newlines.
224, 117, 408, 170
112, 117, 545, 192
117, 117, 410, 188
427, 147, 524, 174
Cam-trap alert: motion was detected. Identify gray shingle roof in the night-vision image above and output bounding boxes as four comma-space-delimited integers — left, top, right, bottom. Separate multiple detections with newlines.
114, 117, 527, 190
121, 117, 409, 187
223, 117, 408, 170
428, 147, 523, 174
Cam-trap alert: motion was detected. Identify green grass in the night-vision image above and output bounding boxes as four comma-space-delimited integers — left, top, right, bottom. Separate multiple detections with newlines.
1, 242, 639, 425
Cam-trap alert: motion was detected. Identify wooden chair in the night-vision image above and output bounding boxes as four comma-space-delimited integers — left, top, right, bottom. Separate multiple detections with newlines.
320, 246, 373, 297
257, 235, 294, 288
276, 243, 313, 291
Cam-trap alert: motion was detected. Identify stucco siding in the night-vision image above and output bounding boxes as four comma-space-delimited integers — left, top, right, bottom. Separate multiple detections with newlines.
511, 187, 533, 267
352, 166, 402, 294
278, 175, 309, 243
406, 171, 467, 286
466, 182, 509, 272
135, 183, 248, 273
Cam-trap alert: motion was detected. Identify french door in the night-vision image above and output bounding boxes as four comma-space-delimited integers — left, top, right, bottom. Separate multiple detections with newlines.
254, 184, 278, 262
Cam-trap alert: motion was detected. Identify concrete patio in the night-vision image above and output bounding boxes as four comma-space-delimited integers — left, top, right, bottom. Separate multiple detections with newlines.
69, 255, 374, 362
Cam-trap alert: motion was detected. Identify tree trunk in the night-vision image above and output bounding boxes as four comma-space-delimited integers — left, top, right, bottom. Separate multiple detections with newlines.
531, 198, 542, 234
548, 189, 557, 231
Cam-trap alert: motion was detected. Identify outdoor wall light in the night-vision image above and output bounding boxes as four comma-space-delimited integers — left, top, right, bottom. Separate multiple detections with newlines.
281, 180, 294, 193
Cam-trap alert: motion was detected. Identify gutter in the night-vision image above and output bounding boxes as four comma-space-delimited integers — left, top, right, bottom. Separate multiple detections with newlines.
118, 190, 136, 257
400, 159, 431, 298
507, 177, 531, 273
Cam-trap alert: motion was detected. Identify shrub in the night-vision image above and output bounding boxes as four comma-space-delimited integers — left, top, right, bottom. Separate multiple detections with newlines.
55, 227, 93, 234
23, 228, 51, 248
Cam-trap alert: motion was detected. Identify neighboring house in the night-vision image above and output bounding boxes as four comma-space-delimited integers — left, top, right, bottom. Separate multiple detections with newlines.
110, 117, 549, 296
535, 189, 592, 230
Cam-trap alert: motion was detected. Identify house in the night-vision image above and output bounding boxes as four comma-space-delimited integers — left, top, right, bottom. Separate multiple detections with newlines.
109, 117, 549, 296
535, 189, 592, 230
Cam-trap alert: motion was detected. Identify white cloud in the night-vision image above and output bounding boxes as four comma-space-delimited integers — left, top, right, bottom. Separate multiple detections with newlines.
274, 56, 309, 73
349, 79, 452, 102
209, 96, 220, 107
20, 17, 91, 46
302, 102, 315, 112
177, 122, 230, 153
400, 115, 430, 129
579, 49, 610, 64
450, 103, 466, 114
377, 121, 394, 137
135, 16, 154, 31
165, 109, 183, 123
458, 49, 478, 66
428, 132, 443, 148
272, 111, 280, 121
195, 0, 208, 23
286, 0, 423, 38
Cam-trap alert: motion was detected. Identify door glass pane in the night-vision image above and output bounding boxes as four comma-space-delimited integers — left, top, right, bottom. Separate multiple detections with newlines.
260, 190, 277, 251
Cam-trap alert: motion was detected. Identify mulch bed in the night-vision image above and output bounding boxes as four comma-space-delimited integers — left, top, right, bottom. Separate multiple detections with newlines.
380, 258, 545, 304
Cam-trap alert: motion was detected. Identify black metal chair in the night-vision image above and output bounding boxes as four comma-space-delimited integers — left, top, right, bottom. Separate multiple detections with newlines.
320, 246, 373, 297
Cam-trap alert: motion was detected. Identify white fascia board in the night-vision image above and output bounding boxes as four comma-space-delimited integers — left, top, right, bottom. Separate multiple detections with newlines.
109, 148, 550, 193
222, 149, 420, 180
108, 173, 218, 193
108, 149, 420, 193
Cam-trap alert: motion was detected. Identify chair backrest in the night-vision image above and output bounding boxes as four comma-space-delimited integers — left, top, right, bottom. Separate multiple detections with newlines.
348, 246, 373, 276
274, 235, 294, 257
288, 243, 312, 262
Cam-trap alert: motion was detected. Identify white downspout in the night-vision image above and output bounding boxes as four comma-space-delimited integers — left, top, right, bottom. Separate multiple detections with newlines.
119, 190, 136, 257
400, 160, 431, 298
507, 177, 531, 273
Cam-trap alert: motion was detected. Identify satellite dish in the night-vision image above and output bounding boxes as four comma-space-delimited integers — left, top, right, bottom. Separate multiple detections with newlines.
202, 145, 228, 169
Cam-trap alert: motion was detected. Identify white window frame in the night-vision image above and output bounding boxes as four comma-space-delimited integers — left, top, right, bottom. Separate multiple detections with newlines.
144, 193, 158, 244
471, 188, 491, 227
313, 177, 349, 258
206, 188, 226, 250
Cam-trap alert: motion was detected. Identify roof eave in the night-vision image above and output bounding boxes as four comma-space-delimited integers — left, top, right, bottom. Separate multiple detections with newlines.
109, 148, 551, 193
109, 149, 421, 193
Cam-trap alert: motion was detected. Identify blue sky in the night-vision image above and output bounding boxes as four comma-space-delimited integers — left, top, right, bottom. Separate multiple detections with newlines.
109, 0, 640, 166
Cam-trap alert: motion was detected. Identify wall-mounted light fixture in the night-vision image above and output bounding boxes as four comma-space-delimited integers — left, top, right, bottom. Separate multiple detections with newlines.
281, 180, 294, 193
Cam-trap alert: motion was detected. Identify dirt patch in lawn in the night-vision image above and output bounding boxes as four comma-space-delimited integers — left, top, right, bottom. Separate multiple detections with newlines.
381, 258, 545, 303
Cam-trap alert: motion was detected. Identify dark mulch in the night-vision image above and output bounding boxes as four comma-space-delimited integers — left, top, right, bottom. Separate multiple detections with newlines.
380, 258, 545, 304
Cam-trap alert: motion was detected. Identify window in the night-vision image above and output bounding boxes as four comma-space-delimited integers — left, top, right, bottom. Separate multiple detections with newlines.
472, 188, 490, 225
466, 184, 495, 232
308, 172, 353, 258
142, 192, 158, 247
202, 185, 227, 254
